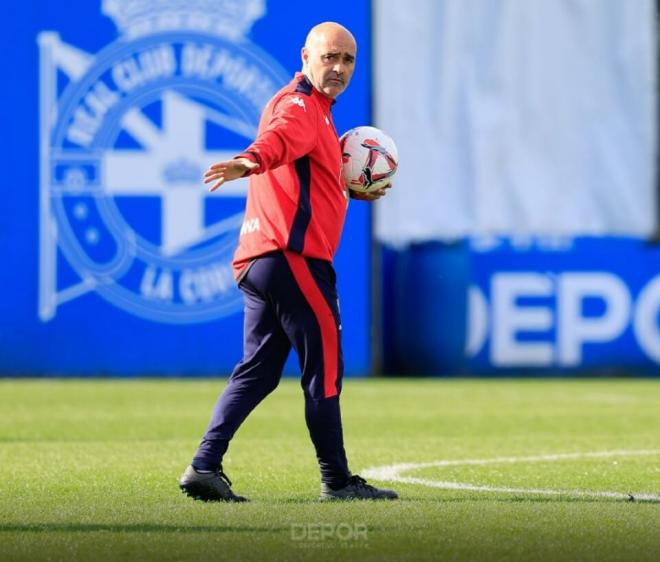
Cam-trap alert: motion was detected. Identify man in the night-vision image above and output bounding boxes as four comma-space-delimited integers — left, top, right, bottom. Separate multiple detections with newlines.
178, 22, 397, 502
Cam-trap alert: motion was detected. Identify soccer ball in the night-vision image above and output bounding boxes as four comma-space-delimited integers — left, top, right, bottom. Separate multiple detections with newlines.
339, 126, 398, 193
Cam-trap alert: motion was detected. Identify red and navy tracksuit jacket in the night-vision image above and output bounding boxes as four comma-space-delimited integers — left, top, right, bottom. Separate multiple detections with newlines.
233, 73, 348, 280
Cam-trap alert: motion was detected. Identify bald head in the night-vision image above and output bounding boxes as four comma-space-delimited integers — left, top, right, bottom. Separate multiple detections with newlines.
304, 22, 356, 51
301, 22, 357, 99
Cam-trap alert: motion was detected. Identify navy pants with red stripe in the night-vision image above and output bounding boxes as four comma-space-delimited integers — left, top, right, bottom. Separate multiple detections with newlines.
192, 251, 350, 489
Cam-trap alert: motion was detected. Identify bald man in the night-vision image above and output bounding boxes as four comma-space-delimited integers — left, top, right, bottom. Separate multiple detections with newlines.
179, 22, 397, 502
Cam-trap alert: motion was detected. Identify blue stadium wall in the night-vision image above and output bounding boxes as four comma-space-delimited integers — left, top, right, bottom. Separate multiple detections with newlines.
0, 0, 372, 376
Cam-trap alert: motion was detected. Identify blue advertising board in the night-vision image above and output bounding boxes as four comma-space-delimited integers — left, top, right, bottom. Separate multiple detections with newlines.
468, 236, 660, 374
382, 237, 660, 375
0, 0, 372, 375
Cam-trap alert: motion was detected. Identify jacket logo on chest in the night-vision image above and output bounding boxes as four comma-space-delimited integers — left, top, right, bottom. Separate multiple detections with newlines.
289, 96, 306, 111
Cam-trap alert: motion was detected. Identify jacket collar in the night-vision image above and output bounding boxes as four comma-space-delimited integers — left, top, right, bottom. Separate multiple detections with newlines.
294, 73, 336, 109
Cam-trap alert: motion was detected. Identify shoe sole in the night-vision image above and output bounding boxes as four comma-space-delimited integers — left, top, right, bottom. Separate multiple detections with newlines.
179, 483, 247, 502
319, 494, 398, 501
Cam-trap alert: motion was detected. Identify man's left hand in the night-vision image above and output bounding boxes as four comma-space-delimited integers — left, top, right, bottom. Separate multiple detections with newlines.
349, 183, 392, 201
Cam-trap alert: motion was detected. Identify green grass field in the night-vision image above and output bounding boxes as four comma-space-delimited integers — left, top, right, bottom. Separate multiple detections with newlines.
1, 378, 659, 562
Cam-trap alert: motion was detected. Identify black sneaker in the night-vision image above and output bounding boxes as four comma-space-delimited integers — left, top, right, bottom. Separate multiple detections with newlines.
178, 465, 248, 502
320, 475, 398, 500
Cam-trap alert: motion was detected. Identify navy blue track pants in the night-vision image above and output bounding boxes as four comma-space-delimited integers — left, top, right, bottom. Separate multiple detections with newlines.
192, 251, 350, 488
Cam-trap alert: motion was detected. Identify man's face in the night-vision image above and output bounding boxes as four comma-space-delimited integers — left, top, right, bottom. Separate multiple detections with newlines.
302, 30, 356, 99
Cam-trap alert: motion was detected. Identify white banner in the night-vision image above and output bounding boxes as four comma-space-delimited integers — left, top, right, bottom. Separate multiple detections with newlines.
374, 0, 656, 245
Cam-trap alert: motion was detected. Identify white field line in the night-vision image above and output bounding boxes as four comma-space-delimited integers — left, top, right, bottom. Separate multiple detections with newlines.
362, 449, 660, 502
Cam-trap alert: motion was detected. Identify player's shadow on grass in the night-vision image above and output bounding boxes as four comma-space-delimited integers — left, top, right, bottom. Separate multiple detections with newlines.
0, 524, 285, 534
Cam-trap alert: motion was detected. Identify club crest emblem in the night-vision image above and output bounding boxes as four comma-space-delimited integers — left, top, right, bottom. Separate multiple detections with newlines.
38, 0, 289, 323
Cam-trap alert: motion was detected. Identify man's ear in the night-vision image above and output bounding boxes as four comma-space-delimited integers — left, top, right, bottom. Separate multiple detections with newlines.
301, 47, 309, 66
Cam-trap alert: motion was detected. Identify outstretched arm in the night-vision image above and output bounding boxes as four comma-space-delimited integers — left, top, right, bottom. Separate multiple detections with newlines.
204, 94, 317, 192
203, 157, 260, 192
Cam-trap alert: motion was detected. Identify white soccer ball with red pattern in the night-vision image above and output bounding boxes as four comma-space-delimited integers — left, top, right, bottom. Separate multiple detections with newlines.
339, 126, 398, 193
